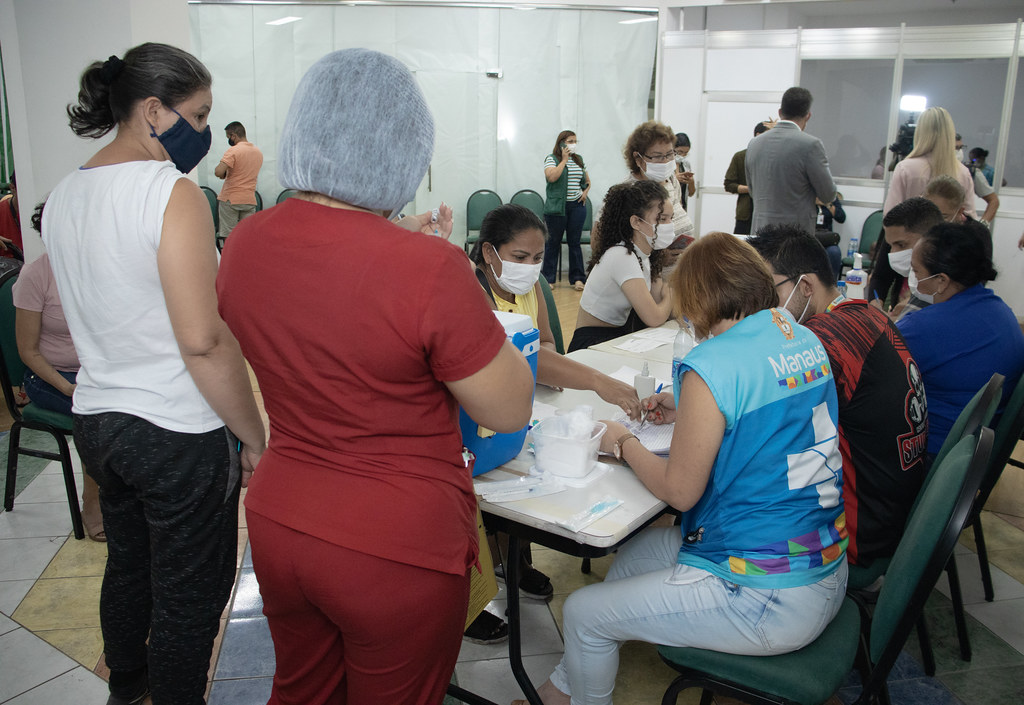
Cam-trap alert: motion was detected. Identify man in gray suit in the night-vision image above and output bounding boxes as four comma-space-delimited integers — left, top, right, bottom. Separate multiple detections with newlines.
746, 87, 836, 236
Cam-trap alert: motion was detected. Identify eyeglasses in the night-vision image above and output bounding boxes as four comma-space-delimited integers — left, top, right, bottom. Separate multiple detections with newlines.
774, 276, 796, 289
642, 151, 675, 163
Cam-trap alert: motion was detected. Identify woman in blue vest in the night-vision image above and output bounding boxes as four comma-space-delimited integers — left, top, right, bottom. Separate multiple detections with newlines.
541, 130, 591, 290
521, 232, 848, 705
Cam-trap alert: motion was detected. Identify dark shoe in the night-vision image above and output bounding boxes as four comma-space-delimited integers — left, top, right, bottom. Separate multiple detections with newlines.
106, 666, 149, 705
463, 610, 508, 645
496, 564, 554, 602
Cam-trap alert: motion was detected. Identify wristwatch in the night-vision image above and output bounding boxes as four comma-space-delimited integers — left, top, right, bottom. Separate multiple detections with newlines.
614, 432, 638, 460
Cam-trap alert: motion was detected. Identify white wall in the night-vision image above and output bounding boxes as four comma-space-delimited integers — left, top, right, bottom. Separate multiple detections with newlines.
0, 0, 191, 261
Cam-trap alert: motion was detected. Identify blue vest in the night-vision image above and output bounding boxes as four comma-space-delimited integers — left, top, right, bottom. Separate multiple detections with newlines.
677, 308, 847, 589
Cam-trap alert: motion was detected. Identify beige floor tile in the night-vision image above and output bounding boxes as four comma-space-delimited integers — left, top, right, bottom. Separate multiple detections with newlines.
614, 640, 700, 705
237, 528, 249, 566
988, 548, 1024, 585
36, 626, 104, 668
13, 576, 102, 631
531, 548, 613, 595
958, 511, 1022, 553
38, 535, 108, 579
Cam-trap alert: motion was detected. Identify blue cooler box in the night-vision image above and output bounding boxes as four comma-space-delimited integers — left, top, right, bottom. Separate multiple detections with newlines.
460, 311, 539, 476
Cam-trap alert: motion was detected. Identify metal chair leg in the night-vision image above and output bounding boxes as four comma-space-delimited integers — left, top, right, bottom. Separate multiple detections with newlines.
915, 613, 936, 676
3, 426, 19, 511
973, 516, 994, 602
53, 432, 84, 540
946, 555, 972, 662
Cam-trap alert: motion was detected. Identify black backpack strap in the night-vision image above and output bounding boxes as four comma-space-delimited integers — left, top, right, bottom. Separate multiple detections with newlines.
475, 267, 497, 307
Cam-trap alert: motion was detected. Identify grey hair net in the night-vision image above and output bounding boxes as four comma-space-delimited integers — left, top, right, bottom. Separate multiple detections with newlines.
278, 49, 434, 213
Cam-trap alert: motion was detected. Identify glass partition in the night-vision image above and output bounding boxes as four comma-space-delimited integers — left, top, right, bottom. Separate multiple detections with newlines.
1004, 58, 1024, 188
899, 58, 1009, 182
800, 59, 894, 179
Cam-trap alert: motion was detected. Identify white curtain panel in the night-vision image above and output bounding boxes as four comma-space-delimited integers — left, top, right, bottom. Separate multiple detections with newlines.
190, 3, 656, 243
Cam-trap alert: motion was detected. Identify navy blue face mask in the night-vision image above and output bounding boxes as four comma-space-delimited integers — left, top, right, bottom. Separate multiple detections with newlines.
151, 108, 212, 174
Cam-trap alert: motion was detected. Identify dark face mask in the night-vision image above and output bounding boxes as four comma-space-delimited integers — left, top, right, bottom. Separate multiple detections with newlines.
151, 108, 212, 173
227, 137, 237, 147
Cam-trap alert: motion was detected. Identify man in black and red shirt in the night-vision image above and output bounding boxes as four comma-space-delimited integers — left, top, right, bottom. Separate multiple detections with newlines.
749, 225, 928, 570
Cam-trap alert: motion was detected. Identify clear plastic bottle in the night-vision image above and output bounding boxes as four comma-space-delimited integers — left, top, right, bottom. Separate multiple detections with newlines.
672, 323, 696, 402
845, 252, 867, 300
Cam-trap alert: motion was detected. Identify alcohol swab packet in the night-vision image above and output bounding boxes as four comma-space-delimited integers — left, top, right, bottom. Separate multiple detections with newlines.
556, 496, 623, 532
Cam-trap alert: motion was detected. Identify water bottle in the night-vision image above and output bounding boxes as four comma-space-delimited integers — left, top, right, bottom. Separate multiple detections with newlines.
845, 253, 867, 300
672, 324, 696, 402
846, 236, 859, 258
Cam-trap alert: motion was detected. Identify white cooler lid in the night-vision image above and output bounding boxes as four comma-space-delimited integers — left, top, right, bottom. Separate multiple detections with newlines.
492, 310, 534, 335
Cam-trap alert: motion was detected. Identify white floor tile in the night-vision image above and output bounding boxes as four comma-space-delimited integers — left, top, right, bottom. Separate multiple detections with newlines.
455, 653, 563, 704
38, 451, 81, 476
12, 474, 82, 505
0, 580, 35, 616
4, 666, 109, 704
0, 502, 73, 539
964, 596, 1024, 656
458, 598, 564, 663
0, 537, 65, 582
0, 628, 78, 702
0, 613, 17, 636
933, 550, 1024, 605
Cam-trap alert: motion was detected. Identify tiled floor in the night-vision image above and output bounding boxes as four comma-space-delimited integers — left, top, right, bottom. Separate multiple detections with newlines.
3, 281, 1024, 704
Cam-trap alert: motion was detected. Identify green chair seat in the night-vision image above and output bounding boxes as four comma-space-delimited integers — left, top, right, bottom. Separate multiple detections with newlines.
21, 404, 74, 432
659, 598, 861, 705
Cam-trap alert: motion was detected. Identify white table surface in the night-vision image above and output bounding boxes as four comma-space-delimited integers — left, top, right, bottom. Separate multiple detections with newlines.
589, 319, 679, 364
475, 348, 670, 549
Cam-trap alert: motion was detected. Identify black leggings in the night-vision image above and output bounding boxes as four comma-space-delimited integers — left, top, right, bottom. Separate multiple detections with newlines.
75, 412, 240, 705
567, 310, 646, 352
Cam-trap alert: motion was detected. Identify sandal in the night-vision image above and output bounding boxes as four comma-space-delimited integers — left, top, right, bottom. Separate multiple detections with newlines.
518, 566, 554, 602
573, 280, 585, 291
463, 610, 508, 645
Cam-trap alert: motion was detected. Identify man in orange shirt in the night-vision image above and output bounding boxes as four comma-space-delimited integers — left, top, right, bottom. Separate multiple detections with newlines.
214, 122, 264, 242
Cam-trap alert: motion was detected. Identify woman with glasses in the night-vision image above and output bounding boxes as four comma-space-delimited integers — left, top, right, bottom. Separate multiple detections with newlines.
625, 121, 693, 244
567, 180, 675, 352
542, 130, 591, 290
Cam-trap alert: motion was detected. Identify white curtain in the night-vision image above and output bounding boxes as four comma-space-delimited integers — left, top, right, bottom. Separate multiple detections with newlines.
190, 3, 657, 243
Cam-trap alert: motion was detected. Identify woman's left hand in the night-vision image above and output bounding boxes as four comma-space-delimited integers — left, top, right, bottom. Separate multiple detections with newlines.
396, 202, 454, 240
577, 188, 589, 204
598, 419, 630, 455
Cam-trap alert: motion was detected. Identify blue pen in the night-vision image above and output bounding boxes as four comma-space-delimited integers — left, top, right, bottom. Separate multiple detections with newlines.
655, 383, 664, 394
873, 289, 879, 301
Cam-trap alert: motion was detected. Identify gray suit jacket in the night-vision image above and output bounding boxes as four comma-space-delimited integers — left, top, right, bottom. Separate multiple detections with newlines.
744, 121, 836, 236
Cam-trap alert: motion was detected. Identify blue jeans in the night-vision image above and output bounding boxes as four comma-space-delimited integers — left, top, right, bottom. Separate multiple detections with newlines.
548, 526, 848, 704
543, 198, 588, 284
23, 369, 76, 416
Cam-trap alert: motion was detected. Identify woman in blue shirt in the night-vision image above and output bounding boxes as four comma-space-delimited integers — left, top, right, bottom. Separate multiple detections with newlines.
898, 221, 1024, 457
521, 232, 848, 705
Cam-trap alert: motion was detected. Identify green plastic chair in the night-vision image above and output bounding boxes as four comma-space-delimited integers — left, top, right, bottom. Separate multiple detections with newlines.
277, 188, 299, 205
200, 185, 219, 234
538, 276, 563, 355
255, 190, 263, 212
842, 209, 883, 270
509, 189, 544, 219
849, 373, 1002, 675
465, 189, 502, 253
658, 428, 992, 705
0, 270, 84, 539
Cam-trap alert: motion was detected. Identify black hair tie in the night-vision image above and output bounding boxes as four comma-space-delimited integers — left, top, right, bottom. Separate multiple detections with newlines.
99, 55, 125, 85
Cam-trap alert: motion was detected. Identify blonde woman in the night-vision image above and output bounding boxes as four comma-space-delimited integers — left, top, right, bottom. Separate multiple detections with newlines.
883, 107, 974, 216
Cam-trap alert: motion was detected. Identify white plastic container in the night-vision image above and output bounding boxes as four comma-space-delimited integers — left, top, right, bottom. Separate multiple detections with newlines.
530, 417, 608, 478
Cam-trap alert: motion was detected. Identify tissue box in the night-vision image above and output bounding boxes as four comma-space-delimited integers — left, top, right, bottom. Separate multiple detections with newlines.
460, 311, 539, 476
530, 417, 607, 478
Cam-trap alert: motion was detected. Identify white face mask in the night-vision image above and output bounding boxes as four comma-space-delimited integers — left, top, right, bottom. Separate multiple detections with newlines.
567, 142, 578, 154
781, 275, 812, 324
489, 245, 542, 296
909, 270, 939, 304
956, 148, 964, 162
888, 248, 913, 277
643, 159, 676, 182
639, 219, 675, 250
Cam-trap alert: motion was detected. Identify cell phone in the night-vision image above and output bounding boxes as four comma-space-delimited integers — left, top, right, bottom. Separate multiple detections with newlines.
560, 142, 567, 150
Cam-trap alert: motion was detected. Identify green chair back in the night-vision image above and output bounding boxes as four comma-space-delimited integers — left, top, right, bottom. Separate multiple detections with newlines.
255, 191, 264, 212
277, 188, 299, 205
200, 185, 219, 233
934, 373, 1003, 471
509, 189, 544, 219
0, 270, 26, 395
538, 277, 563, 355
869, 429, 992, 666
842, 209, 883, 269
978, 373, 1024, 510
581, 196, 594, 245
465, 189, 502, 251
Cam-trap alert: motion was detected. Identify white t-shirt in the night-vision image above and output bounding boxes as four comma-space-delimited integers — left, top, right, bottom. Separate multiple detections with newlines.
579, 244, 651, 326
43, 160, 223, 433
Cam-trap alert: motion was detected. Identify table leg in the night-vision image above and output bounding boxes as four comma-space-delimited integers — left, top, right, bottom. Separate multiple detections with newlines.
506, 534, 544, 705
